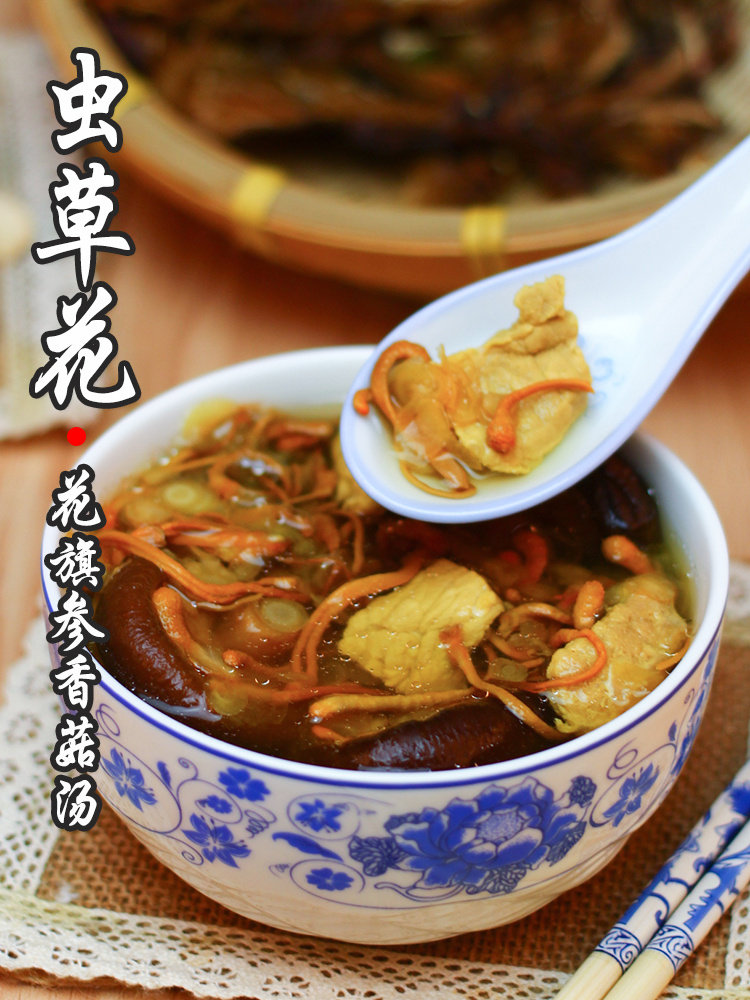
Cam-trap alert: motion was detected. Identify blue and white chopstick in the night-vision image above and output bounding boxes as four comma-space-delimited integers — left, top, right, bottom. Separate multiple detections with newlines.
555, 760, 750, 1000
605, 814, 750, 1000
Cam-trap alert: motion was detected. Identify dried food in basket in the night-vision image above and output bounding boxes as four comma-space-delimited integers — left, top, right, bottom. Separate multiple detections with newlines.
87, 0, 739, 204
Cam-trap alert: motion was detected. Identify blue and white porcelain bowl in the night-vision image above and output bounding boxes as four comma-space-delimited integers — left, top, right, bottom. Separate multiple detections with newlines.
40, 346, 728, 944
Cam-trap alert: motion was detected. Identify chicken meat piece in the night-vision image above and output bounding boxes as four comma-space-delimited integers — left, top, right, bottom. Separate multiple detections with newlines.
447, 275, 591, 474
338, 558, 502, 694
545, 572, 689, 733
386, 275, 591, 484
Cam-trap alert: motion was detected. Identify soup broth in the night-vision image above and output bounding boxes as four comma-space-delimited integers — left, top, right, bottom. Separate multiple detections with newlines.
91, 403, 691, 770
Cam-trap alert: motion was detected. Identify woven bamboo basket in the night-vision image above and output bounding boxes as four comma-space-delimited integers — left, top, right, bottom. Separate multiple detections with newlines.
34, 0, 750, 297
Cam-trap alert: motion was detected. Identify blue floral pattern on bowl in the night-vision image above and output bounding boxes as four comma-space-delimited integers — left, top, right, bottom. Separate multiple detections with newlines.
85, 625, 721, 940
95, 702, 276, 867
93, 629, 717, 901
295, 799, 346, 834
306, 867, 355, 892
100, 748, 157, 811
182, 813, 252, 867
347, 776, 593, 899
601, 763, 660, 828
218, 767, 270, 803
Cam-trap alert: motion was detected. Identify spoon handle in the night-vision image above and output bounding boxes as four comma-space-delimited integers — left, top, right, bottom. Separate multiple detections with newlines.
611, 134, 750, 354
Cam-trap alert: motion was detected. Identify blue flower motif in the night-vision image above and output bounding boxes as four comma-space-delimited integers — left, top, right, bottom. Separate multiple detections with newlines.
183, 813, 251, 867
603, 764, 659, 827
101, 749, 157, 811
218, 767, 269, 802
305, 867, 353, 892
381, 777, 588, 895
197, 795, 232, 814
476, 863, 527, 895
349, 836, 405, 877
295, 799, 344, 833
569, 776, 596, 807
546, 821, 586, 865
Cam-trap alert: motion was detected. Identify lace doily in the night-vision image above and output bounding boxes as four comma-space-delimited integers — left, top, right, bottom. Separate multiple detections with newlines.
725, 561, 750, 647
1, 563, 750, 999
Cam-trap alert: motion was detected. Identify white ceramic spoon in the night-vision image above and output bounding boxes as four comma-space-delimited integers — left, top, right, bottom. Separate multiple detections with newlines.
340, 135, 750, 524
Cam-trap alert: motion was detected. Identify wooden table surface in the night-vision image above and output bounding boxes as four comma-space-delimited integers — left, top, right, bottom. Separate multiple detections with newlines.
1, 3, 749, 998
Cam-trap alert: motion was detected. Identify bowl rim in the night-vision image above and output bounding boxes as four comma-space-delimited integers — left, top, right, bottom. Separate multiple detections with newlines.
40, 345, 729, 790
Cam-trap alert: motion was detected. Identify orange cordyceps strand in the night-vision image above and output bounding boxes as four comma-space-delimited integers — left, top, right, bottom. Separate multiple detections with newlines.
517, 627, 608, 692
369, 340, 431, 427
602, 534, 653, 575
487, 378, 593, 454
573, 579, 606, 629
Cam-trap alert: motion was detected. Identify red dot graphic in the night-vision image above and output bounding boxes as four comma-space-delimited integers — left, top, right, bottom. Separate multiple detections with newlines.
67, 427, 87, 446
